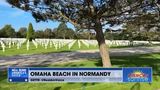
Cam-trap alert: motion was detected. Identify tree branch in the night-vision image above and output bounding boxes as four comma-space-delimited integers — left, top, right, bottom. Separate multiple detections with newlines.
59, 12, 80, 27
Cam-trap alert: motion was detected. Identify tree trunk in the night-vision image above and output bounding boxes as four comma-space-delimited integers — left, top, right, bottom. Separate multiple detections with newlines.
63, 34, 65, 39
95, 19, 111, 67
88, 32, 91, 40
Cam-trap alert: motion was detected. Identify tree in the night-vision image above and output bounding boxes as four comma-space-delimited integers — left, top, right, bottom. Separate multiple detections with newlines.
17, 27, 27, 38
123, 23, 140, 45
27, 23, 35, 41
76, 29, 96, 39
7, 0, 160, 67
35, 30, 44, 38
0, 24, 15, 38
65, 28, 75, 39
56, 22, 68, 39
123, 14, 160, 43
44, 28, 53, 38
0, 29, 6, 38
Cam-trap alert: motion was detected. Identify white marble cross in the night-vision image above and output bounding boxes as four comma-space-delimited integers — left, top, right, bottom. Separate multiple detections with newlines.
32, 40, 38, 48
68, 40, 76, 50
0, 41, 5, 52
26, 40, 30, 51
78, 40, 81, 48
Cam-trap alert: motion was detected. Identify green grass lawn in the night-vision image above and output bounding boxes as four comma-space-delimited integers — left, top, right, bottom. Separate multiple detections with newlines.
0, 53, 160, 90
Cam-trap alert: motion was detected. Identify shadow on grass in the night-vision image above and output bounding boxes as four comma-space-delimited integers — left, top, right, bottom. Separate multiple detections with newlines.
130, 83, 140, 90
0, 71, 7, 82
54, 86, 61, 90
110, 44, 160, 49
109, 54, 160, 75
0, 53, 160, 90
44, 50, 74, 54
53, 62, 85, 67
93, 54, 160, 90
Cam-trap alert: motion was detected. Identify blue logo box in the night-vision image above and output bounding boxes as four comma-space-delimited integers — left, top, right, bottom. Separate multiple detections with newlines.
123, 67, 152, 82
8, 68, 29, 82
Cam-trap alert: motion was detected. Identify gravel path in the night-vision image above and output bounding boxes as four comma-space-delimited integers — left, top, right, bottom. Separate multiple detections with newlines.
0, 46, 160, 70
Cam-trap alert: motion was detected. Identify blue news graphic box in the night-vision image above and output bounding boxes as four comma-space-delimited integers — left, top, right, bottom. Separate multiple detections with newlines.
123, 67, 152, 82
8, 68, 29, 82
8, 67, 152, 83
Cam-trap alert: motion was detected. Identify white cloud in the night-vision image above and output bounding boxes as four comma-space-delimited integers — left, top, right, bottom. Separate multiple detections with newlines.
10, 10, 26, 17
0, 0, 26, 18
0, 0, 31, 18
0, 0, 10, 7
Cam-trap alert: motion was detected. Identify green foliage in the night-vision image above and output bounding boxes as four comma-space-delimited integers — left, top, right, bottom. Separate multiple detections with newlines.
65, 28, 75, 39
57, 22, 68, 31
120, 15, 160, 41
55, 22, 75, 39
7, 0, 159, 28
26, 23, 35, 41
35, 30, 44, 38
104, 32, 122, 40
44, 28, 54, 38
76, 29, 96, 40
17, 27, 27, 38
56, 22, 68, 39
0, 25, 15, 38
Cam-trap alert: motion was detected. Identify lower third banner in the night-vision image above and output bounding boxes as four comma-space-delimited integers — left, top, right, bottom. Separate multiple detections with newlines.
8, 67, 152, 83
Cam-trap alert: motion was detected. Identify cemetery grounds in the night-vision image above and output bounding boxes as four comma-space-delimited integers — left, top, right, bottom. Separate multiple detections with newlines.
0, 38, 160, 90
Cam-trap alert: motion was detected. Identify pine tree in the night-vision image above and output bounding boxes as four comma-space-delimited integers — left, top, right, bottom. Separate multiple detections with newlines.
7, 0, 160, 67
26, 23, 34, 41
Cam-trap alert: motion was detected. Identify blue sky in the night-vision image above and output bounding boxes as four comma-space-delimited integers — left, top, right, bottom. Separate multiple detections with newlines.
0, 0, 122, 31
0, 0, 75, 31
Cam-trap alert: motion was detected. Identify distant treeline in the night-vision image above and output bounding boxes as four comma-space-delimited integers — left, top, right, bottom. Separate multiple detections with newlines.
0, 22, 96, 40
0, 22, 160, 41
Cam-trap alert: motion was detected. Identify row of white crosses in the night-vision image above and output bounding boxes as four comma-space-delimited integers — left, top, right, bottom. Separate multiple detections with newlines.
79, 40, 157, 47
34, 39, 74, 50
0, 38, 26, 52
105, 40, 157, 47
81, 40, 90, 48
0, 40, 5, 52
83, 40, 98, 47
68, 40, 76, 50
77, 40, 81, 48
0, 38, 68, 52
26, 40, 30, 51
32, 40, 38, 48
1, 38, 160, 52
53, 39, 67, 49
32, 39, 160, 51
105, 40, 131, 47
